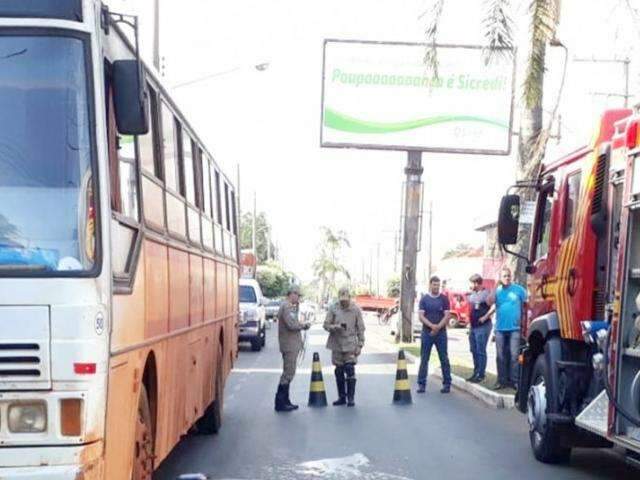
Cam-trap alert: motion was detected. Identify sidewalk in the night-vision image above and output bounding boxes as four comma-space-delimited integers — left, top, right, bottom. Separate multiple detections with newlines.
364, 313, 515, 408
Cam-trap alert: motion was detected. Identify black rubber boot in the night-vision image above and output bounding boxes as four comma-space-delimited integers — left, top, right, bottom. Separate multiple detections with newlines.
284, 383, 299, 410
346, 378, 356, 407
275, 384, 296, 412
333, 367, 347, 406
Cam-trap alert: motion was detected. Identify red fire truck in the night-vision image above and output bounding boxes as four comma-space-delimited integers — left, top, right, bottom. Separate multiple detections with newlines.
497, 109, 640, 466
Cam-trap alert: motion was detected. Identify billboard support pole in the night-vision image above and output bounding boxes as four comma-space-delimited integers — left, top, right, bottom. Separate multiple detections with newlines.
399, 151, 423, 343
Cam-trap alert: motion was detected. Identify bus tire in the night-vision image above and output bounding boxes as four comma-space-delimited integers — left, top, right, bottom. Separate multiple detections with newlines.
132, 384, 154, 480
528, 354, 571, 464
196, 350, 224, 434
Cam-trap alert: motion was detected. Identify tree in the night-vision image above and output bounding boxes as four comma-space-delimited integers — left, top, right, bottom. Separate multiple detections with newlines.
240, 211, 277, 264
312, 227, 351, 304
256, 261, 291, 298
424, 0, 561, 280
386, 276, 401, 298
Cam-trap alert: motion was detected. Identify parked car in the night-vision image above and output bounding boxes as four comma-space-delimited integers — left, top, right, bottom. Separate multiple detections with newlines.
239, 279, 267, 351
265, 299, 282, 321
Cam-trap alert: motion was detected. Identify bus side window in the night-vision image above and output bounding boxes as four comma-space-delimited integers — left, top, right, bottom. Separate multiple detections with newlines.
107, 78, 139, 222
223, 182, 231, 231
160, 101, 180, 194
213, 170, 222, 224
139, 86, 161, 179
230, 189, 238, 236
182, 132, 196, 205
202, 153, 212, 218
563, 172, 581, 238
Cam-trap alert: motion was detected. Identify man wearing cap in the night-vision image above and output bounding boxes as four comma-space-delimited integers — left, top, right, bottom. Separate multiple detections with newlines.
274, 285, 311, 412
324, 287, 365, 407
467, 274, 492, 383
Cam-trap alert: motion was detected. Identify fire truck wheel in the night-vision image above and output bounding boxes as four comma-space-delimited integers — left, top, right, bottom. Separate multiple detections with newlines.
132, 384, 154, 480
527, 355, 571, 464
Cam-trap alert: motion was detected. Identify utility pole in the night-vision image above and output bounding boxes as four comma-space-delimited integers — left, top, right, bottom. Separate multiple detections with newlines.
153, 0, 160, 71
266, 226, 271, 260
368, 249, 373, 293
399, 151, 423, 343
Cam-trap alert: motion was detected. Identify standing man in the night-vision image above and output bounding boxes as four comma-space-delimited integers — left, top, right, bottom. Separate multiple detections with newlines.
274, 285, 311, 412
466, 274, 492, 383
416, 276, 452, 394
324, 287, 365, 407
488, 267, 527, 390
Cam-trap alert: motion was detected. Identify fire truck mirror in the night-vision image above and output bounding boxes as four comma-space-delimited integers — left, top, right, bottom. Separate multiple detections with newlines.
498, 194, 520, 245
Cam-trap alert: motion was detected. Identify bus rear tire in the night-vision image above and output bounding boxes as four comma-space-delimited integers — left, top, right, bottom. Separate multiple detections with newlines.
528, 354, 571, 464
132, 384, 154, 480
196, 350, 224, 434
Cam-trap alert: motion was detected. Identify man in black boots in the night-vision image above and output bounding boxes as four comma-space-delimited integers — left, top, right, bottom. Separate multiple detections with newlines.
275, 285, 311, 412
324, 287, 365, 407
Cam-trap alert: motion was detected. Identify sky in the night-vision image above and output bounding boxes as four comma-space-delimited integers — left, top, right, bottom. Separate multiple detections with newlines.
105, 0, 639, 288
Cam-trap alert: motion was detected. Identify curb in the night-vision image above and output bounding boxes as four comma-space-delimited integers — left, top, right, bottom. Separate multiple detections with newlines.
403, 350, 514, 409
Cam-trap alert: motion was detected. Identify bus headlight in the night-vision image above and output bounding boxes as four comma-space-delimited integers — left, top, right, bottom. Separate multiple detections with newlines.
8, 402, 47, 433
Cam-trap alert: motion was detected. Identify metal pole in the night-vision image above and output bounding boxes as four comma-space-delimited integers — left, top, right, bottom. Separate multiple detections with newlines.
369, 249, 373, 293
624, 58, 630, 108
153, 0, 160, 71
399, 151, 423, 343
267, 226, 271, 260
376, 242, 380, 296
427, 200, 433, 281
252, 192, 257, 256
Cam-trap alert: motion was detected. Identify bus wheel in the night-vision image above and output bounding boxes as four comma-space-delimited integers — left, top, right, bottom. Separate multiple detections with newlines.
527, 355, 571, 464
132, 384, 154, 480
196, 349, 224, 434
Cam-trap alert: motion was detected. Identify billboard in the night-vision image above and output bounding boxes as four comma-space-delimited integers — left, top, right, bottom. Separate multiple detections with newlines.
320, 40, 516, 155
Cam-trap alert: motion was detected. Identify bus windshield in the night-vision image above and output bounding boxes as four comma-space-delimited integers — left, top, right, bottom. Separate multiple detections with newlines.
0, 35, 95, 274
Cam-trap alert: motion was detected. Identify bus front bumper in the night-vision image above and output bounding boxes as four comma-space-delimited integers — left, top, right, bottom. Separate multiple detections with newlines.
0, 444, 103, 479
0, 465, 82, 479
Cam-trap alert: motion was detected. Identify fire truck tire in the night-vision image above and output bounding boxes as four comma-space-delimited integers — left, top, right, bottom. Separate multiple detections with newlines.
132, 384, 154, 480
196, 350, 225, 434
528, 355, 571, 464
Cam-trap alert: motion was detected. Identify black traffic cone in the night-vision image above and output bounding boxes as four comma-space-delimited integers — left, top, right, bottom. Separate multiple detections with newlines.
392, 349, 412, 405
308, 352, 328, 407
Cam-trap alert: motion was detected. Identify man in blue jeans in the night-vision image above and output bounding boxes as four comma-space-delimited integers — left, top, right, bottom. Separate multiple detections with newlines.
488, 267, 527, 390
416, 276, 452, 394
466, 274, 492, 383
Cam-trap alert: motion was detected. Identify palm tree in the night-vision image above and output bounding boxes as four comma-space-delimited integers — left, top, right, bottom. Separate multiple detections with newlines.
424, 0, 561, 279
312, 227, 351, 304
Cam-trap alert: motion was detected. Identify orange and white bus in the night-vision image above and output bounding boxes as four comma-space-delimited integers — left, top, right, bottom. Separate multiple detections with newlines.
0, 1, 239, 478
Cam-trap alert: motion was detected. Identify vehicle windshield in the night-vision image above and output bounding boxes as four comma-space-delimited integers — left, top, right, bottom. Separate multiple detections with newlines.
0, 35, 95, 274
239, 285, 257, 303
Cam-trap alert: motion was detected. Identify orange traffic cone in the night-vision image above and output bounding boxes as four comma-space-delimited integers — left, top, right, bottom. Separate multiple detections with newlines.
308, 352, 328, 407
392, 349, 412, 405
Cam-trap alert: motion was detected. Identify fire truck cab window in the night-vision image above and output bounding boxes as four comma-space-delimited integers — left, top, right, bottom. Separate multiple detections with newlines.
535, 192, 553, 259
563, 172, 581, 238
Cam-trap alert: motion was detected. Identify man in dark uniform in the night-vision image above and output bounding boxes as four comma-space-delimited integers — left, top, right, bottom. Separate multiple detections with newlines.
275, 285, 310, 412
324, 287, 365, 407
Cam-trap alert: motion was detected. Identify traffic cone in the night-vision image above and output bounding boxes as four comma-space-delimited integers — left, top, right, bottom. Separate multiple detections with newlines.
392, 350, 412, 405
308, 352, 328, 407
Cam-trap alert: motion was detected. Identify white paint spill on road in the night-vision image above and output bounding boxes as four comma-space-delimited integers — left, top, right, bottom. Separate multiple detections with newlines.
297, 453, 370, 477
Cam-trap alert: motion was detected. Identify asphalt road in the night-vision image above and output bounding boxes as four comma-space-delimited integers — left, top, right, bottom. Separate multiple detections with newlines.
154, 317, 637, 480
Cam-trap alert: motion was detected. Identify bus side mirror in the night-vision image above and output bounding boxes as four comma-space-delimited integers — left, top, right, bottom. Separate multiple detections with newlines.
498, 194, 520, 245
113, 59, 149, 135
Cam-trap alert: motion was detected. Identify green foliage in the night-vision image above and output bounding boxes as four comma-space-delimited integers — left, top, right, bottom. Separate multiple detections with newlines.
482, 0, 514, 64
386, 276, 401, 298
442, 243, 476, 259
240, 211, 277, 264
312, 227, 351, 303
256, 261, 291, 298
